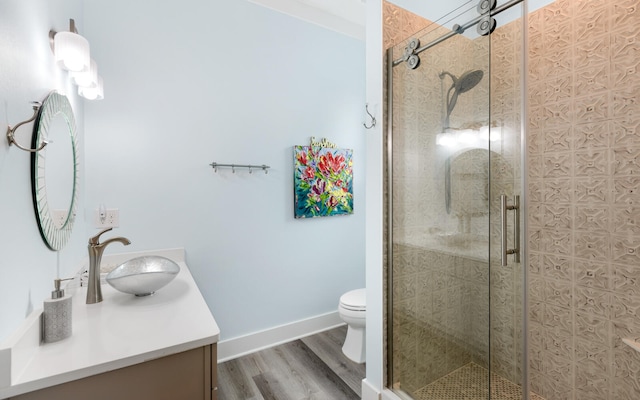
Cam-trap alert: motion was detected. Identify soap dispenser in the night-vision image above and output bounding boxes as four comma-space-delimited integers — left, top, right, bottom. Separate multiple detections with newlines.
43, 278, 72, 343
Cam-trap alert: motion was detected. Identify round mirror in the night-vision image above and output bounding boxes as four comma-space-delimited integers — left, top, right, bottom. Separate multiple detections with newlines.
449, 149, 489, 216
31, 91, 79, 251
447, 148, 513, 216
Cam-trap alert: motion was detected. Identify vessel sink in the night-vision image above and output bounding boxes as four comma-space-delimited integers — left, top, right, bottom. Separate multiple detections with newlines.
106, 256, 180, 296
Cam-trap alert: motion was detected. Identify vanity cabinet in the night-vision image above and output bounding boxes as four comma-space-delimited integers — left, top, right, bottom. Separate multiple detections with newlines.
10, 344, 218, 400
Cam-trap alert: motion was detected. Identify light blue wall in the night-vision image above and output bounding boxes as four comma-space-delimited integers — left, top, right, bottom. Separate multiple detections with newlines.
83, 0, 366, 340
0, 0, 88, 343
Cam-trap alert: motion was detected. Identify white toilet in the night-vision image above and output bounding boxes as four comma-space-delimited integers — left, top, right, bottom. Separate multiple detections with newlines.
338, 288, 366, 363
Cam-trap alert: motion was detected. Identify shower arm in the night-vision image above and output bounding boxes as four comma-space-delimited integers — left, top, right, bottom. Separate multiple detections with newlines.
439, 71, 457, 82
446, 86, 459, 117
443, 86, 456, 130
440, 72, 457, 130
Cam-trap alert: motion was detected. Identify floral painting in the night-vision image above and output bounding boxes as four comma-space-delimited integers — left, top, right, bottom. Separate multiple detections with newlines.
294, 146, 353, 218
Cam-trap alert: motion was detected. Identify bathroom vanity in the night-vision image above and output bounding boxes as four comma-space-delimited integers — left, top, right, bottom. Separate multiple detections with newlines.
0, 249, 220, 400
9, 344, 217, 400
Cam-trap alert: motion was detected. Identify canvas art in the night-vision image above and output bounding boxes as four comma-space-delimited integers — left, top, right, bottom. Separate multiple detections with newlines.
293, 145, 353, 218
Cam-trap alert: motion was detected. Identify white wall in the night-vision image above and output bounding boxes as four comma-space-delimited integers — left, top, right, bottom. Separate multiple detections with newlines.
0, 0, 88, 343
364, 0, 385, 396
83, 0, 366, 341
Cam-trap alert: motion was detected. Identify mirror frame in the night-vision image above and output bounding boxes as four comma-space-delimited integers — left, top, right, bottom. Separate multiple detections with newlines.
30, 91, 79, 251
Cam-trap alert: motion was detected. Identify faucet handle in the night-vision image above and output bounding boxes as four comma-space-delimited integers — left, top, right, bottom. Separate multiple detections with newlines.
89, 227, 113, 245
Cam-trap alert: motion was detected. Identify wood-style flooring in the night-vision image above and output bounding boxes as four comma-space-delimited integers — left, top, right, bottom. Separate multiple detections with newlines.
217, 325, 366, 400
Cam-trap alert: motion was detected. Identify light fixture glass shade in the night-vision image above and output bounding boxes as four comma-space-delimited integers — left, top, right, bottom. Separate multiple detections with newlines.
54, 31, 90, 72
78, 76, 103, 100
71, 59, 98, 88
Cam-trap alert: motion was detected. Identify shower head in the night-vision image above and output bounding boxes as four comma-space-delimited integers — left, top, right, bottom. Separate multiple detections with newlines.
439, 69, 484, 92
440, 69, 484, 129
456, 70, 484, 94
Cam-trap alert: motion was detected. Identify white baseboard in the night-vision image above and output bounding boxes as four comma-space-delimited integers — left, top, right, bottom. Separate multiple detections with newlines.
217, 311, 344, 362
362, 378, 382, 400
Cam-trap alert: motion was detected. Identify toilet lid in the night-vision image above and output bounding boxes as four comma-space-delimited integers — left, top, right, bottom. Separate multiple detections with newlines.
340, 288, 366, 311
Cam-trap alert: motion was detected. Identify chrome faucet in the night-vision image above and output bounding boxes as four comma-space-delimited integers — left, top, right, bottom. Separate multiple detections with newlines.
86, 227, 131, 304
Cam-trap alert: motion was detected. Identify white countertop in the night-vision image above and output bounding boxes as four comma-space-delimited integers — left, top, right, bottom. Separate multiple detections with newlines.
0, 248, 219, 399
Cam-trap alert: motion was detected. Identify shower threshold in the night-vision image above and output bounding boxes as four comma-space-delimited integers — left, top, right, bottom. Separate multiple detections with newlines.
413, 362, 545, 400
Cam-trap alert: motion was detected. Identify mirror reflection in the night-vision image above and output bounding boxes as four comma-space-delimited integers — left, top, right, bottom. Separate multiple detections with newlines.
449, 148, 489, 218
44, 115, 75, 228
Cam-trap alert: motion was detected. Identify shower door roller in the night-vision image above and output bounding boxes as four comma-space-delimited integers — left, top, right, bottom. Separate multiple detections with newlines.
477, 16, 497, 36
500, 195, 520, 266
476, 0, 497, 36
407, 54, 420, 70
477, 0, 497, 14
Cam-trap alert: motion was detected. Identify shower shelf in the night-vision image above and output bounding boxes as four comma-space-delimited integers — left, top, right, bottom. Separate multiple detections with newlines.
622, 338, 640, 353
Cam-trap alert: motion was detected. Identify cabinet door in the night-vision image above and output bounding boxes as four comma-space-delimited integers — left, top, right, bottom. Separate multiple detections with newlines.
211, 344, 218, 400
13, 346, 212, 400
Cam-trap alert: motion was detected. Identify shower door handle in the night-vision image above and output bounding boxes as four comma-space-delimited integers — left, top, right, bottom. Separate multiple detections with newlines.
500, 195, 520, 266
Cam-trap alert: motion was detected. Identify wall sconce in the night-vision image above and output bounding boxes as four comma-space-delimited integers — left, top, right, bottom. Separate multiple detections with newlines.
53, 19, 90, 72
78, 76, 104, 100
52, 19, 104, 100
71, 58, 97, 87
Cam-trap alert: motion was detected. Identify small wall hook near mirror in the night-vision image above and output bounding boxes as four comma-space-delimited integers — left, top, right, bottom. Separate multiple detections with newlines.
363, 103, 376, 129
6, 101, 49, 152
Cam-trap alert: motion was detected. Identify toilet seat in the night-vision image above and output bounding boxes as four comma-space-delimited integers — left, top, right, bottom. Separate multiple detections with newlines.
340, 289, 366, 311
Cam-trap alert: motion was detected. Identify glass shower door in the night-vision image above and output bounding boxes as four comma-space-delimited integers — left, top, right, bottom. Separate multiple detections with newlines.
386, 1, 525, 399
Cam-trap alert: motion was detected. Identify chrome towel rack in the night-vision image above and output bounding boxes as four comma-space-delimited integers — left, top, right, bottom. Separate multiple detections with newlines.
210, 162, 270, 174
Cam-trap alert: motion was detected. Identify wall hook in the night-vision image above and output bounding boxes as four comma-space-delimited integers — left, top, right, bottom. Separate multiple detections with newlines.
6, 101, 49, 152
209, 162, 271, 174
363, 103, 376, 129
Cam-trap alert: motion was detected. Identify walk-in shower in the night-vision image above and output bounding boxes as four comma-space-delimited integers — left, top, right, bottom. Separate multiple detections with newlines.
385, 0, 532, 399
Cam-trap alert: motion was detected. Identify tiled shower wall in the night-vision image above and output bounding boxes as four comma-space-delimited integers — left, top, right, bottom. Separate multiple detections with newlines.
385, 0, 525, 394
527, 0, 640, 399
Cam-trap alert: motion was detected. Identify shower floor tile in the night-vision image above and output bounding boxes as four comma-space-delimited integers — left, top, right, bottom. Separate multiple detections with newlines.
413, 363, 545, 400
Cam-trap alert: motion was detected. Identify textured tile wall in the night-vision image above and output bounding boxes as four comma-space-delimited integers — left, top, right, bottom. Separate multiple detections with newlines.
392, 243, 490, 393
384, 0, 525, 395
383, 1, 432, 50
527, 1, 640, 399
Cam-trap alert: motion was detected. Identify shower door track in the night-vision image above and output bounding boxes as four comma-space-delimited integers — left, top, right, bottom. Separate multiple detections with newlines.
392, 0, 524, 67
